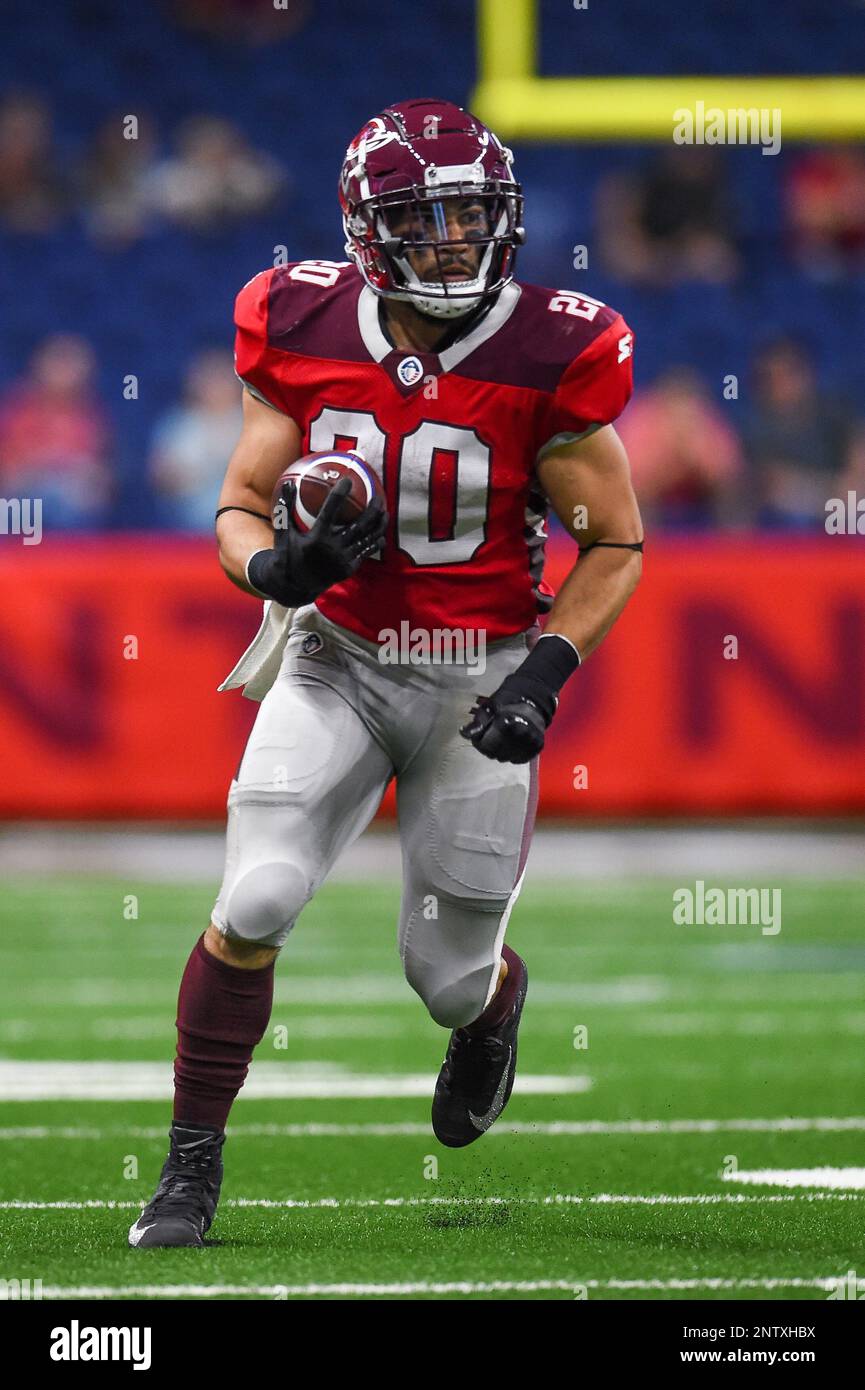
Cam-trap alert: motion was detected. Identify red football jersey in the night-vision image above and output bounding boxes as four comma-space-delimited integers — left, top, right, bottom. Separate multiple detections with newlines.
234, 259, 634, 643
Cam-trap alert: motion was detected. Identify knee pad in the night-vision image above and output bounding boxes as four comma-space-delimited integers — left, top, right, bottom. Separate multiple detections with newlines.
402, 910, 501, 1030
223, 859, 311, 946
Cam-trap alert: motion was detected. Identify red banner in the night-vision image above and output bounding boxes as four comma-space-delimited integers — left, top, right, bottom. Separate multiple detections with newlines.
0, 535, 862, 818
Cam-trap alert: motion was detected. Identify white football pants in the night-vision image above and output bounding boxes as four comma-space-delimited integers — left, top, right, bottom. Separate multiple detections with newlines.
212, 606, 538, 1028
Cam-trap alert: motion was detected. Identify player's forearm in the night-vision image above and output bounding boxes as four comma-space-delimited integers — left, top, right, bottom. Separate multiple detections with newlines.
216, 511, 274, 597
543, 544, 642, 661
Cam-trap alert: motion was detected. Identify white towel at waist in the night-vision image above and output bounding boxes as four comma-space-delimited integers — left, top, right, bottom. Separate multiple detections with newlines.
217, 599, 296, 702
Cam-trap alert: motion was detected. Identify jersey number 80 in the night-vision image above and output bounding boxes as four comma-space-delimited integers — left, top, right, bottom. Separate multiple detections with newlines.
309, 407, 491, 567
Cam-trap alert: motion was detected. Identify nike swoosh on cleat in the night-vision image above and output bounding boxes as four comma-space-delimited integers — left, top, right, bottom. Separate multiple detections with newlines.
467, 1046, 512, 1133
128, 1222, 156, 1247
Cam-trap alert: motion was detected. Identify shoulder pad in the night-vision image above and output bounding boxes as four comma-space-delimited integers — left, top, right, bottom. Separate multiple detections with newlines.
513, 282, 626, 386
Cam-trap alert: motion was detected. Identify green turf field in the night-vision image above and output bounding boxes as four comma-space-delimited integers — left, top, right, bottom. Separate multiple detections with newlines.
1, 873, 863, 1301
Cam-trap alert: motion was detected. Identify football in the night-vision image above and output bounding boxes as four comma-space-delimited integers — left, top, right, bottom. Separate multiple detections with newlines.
272, 450, 383, 532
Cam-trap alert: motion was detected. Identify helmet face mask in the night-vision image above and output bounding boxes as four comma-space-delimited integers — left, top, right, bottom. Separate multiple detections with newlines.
350, 184, 522, 318
340, 101, 525, 320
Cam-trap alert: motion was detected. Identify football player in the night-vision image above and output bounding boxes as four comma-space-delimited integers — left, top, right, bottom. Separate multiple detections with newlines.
130, 99, 642, 1248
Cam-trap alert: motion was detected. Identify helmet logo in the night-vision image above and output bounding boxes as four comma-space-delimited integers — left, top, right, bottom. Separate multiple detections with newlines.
349, 117, 400, 158
396, 355, 424, 387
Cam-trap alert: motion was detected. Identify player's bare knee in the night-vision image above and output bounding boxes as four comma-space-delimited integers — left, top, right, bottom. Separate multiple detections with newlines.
205, 923, 279, 969
223, 860, 311, 946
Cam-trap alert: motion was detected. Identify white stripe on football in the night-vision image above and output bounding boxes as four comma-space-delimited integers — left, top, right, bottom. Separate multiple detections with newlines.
292, 453, 373, 530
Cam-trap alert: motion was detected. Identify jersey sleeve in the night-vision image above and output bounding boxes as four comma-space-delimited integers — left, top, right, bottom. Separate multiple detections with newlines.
537, 313, 635, 460
233, 268, 284, 412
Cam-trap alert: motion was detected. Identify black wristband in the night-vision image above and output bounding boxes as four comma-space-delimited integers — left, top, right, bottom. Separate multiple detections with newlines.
496, 633, 581, 725
522, 633, 581, 692
246, 549, 309, 607
246, 548, 272, 597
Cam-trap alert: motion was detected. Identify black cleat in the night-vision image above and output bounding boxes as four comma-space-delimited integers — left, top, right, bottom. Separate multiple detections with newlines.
128, 1123, 224, 1248
432, 953, 528, 1148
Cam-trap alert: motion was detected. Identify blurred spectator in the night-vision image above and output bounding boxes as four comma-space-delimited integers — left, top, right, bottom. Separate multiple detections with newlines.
0, 92, 68, 233
617, 368, 744, 529
173, 0, 311, 45
597, 147, 739, 286
743, 338, 865, 529
785, 149, 865, 279
146, 116, 284, 231
148, 349, 242, 530
79, 113, 159, 247
0, 335, 113, 529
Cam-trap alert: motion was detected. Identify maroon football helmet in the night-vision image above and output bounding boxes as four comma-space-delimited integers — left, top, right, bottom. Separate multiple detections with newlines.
339, 98, 524, 319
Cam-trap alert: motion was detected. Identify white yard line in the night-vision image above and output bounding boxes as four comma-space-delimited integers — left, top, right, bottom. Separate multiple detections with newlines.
610, 1010, 865, 1036
2, 1191, 861, 1212
724, 1167, 865, 1190
2, 1115, 865, 1140
34, 1275, 845, 1298
0, 1061, 591, 1101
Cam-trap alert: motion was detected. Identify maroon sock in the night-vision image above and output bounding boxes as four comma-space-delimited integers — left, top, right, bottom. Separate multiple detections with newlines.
465, 943, 525, 1035
173, 933, 275, 1130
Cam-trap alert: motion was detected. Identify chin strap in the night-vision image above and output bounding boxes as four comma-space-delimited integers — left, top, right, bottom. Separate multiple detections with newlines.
415, 296, 494, 343
378, 294, 495, 353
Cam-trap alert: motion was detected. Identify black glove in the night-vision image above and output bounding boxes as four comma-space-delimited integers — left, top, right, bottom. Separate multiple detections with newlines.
460, 634, 581, 764
247, 477, 387, 607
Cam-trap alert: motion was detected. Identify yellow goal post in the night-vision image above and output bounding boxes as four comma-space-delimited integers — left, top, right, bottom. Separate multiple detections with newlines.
470, 0, 865, 140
